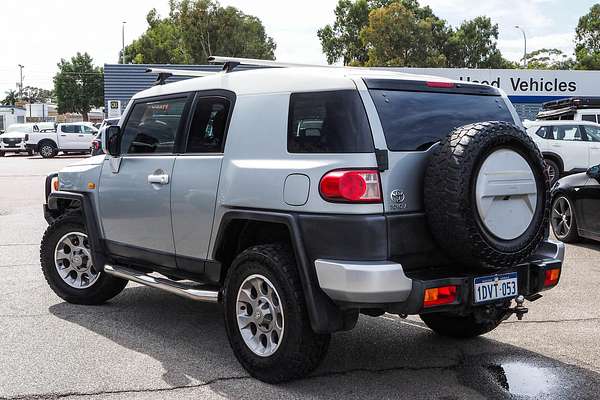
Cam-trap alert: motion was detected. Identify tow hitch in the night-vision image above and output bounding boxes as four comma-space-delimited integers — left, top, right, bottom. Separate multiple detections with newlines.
506, 295, 530, 320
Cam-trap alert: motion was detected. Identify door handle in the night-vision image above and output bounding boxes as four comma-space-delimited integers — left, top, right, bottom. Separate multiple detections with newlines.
591, 146, 600, 149
78, 135, 84, 137
60, 134, 66, 137
551, 144, 561, 147
147, 174, 169, 185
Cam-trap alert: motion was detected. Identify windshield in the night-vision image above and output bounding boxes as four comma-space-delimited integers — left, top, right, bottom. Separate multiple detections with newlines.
369, 90, 515, 151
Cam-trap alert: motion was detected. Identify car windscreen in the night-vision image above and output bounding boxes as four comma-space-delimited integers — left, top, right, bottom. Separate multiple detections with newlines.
369, 90, 515, 151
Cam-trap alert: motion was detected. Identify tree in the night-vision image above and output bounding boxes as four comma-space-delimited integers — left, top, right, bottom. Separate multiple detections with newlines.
525, 48, 575, 70
359, 1, 450, 67
575, 4, 600, 70
53, 53, 103, 121
123, 0, 276, 64
21, 86, 54, 104
1, 90, 18, 106
446, 17, 513, 69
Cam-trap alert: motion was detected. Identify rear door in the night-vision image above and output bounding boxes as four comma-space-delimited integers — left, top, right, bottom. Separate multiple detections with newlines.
545, 125, 589, 171
98, 94, 192, 268
58, 125, 80, 150
76, 124, 97, 149
171, 92, 234, 274
581, 124, 600, 167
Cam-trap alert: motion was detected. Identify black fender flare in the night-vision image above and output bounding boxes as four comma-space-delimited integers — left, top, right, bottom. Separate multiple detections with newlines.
46, 190, 107, 273
213, 210, 354, 334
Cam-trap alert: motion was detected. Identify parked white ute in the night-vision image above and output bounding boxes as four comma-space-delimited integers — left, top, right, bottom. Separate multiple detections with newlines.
524, 119, 600, 183
26, 122, 98, 158
0, 123, 42, 156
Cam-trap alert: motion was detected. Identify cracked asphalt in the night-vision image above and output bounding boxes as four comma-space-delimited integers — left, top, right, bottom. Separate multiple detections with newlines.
1, 155, 600, 399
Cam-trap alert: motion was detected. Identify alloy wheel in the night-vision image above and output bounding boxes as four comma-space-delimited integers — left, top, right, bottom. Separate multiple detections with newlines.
236, 274, 284, 357
54, 232, 99, 289
551, 197, 572, 239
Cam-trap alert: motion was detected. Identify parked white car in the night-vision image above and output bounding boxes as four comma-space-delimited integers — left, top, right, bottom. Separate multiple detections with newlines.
26, 122, 98, 158
0, 123, 43, 156
524, 119, 600, 183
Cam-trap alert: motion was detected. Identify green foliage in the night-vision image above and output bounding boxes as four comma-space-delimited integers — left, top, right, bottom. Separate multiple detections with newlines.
446, 17, 513, 69
319, 0, 511, 68
21, 86, 54, 104
1, 90, 18, 106
575, 4, 600, 70
123, 0, 276, 64
53, 53, 103, 121
360, 1, 449, 67
525, 48, 575, 70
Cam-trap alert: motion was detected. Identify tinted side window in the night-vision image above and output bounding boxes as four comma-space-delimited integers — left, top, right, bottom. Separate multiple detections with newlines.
120, 98, 187, 154
288, 91, 373, 153
535, 126, 550, 138
582, 125, 600, 142
581, 114, 596, 122
553, 125, 584, 141
82, 125, 95, 134
186, 97, 230, 153
61, 125, 75, 133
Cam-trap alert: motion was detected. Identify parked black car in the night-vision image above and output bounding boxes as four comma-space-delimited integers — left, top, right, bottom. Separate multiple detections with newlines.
551, 165, 600, 242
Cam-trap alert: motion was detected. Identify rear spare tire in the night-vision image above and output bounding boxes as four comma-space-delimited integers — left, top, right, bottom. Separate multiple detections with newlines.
424, 121, 549, 269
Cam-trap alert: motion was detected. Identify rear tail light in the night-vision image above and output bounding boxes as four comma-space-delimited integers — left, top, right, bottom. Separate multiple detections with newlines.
93, 141, 100, 150
544, 268, 561, 287
51, 177, 59, 192
423, 285, 458, 308
319, 169, 381, 203
426, 81, 455, 88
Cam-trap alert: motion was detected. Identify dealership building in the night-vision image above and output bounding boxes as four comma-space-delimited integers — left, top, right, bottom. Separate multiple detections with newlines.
104, 64, 600, 121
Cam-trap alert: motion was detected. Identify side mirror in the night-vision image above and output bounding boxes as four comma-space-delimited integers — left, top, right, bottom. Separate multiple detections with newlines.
586, 165, 600, 182
105, 125, 121, 157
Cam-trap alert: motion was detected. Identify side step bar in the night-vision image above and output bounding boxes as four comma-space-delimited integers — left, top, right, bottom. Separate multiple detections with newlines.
104, 264, 219, 303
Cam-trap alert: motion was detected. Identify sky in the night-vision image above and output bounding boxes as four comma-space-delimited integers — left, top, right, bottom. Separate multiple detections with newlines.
0, 0, 597, 96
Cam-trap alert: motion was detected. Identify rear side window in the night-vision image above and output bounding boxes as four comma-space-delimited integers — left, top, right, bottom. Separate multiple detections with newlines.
581, 114, 596, 122
288, 91, 374, 153
186, 97, 230, 153
120, 97, 187, 154
369, 90, 514, 151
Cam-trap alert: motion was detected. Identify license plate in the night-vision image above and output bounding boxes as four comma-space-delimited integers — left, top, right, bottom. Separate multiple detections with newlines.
474, 272, 518, 303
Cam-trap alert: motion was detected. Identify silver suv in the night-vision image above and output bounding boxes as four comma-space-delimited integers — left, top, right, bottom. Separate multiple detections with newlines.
40, 58, 564, 383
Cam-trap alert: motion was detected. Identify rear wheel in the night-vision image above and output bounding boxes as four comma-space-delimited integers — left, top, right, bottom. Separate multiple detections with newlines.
544, 158, 560, 185
223, 244, 330, 383
551, 195, 579, 243
420, 310, 505, 338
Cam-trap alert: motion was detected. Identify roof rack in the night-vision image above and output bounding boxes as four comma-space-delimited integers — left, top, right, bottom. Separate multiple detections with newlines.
542, 97, 600, 110
145, 67, 219, 85
207, 56, 331, 70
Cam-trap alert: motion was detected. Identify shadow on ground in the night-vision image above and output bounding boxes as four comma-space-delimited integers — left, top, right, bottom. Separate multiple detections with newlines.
49, 286, 600, 400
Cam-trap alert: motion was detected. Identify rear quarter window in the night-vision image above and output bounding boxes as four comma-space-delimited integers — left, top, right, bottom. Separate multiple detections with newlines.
369, 90, 515, 151
288, 90, 374, 153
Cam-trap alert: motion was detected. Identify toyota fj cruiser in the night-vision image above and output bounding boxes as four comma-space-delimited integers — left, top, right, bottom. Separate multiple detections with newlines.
40, 57, 564, 383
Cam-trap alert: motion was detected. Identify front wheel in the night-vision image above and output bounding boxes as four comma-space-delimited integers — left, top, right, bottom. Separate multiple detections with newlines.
223, 244, 330, 383
39, 142, 58, 158
40, 214, 127, 304
420, 311, 505, 338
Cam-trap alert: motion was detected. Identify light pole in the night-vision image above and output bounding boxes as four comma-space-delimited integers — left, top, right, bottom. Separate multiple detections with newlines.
515, 25, 527, 68
122, 21, 127, 64
17, 64, 24, 98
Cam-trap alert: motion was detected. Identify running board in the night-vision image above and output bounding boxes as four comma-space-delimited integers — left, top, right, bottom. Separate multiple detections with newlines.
104, 264, 219, 303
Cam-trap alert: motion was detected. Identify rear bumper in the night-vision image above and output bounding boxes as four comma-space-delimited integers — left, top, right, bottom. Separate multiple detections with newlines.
315, 240, 565, 314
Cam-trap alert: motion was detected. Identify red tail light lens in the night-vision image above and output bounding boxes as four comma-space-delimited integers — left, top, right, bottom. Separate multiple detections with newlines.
544, 268, 561, 287
423, 285, 458, 308
426, 81, 455, 88
320, 169, 381, 203
93, 141, 100, 150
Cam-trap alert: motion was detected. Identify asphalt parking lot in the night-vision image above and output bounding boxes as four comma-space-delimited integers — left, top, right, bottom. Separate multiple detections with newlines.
1, 154, 600, 399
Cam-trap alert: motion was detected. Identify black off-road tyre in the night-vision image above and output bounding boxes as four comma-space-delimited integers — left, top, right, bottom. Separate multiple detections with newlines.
39, 141, 58, 158
420, 311, 503, 338
40, 214, 127, 304
424, 121, 550, 270
223, 243, 331, 383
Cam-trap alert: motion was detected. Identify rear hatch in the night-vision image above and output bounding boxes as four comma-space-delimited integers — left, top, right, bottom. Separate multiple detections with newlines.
364, 78, 520, 269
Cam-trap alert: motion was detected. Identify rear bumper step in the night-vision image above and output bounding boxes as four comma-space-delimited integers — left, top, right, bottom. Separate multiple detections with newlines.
104, 264, 219, 303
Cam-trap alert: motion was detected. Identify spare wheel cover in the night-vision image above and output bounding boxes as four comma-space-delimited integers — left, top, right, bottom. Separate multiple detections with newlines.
475, 148, 538, 240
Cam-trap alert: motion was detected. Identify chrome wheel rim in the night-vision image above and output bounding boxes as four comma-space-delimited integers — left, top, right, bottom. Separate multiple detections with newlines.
41, 145, 53, 157
236, 274, 284, 357
551, 197, 572, 239
54, 232, 99, 289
